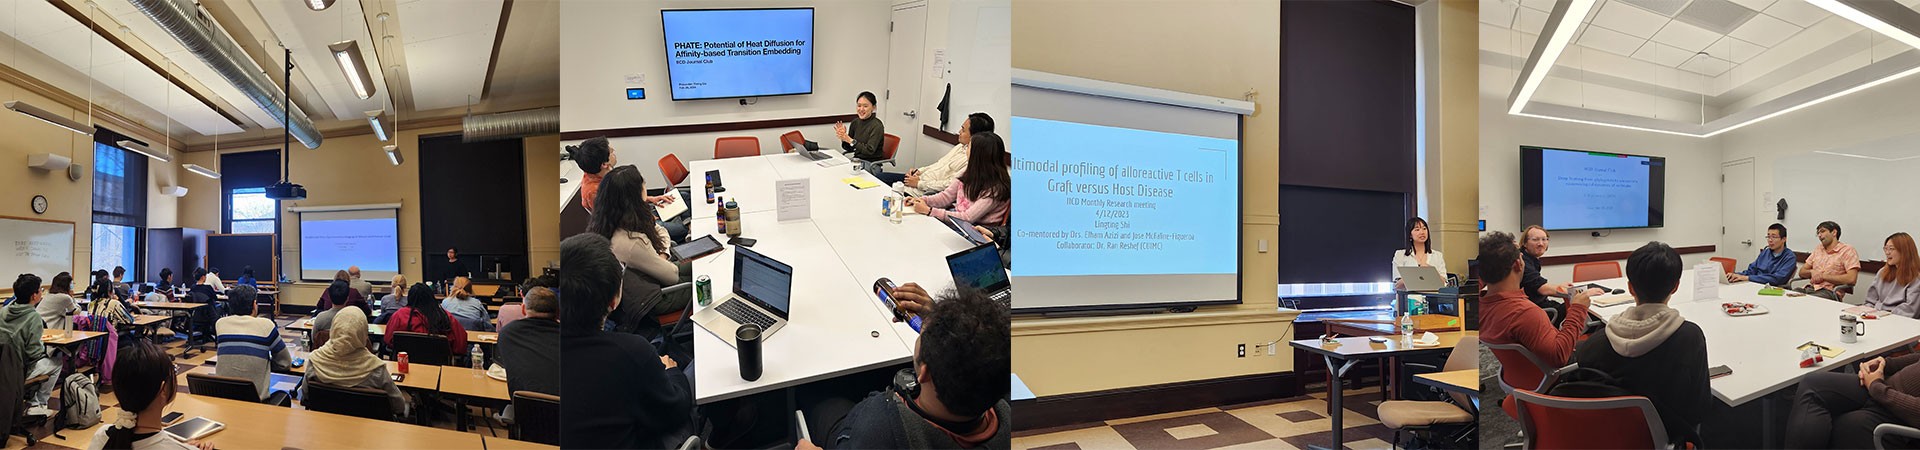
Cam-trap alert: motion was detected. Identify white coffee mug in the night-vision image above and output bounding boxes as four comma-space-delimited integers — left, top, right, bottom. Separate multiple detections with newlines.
1841, 314, 1866, 344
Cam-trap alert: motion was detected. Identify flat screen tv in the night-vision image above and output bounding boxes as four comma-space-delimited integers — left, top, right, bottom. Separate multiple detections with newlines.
660, 8, 814, 101
1521, 145, 1666, 231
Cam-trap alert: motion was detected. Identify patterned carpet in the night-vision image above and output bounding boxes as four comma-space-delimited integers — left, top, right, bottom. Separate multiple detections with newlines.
0, 314, 508, 450
1013, 386, 1398, 450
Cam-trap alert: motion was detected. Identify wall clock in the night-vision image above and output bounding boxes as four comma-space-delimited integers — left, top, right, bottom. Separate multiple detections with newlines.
31, 195, 48, 215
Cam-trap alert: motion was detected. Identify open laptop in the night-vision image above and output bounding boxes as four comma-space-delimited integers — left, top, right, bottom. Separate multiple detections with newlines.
692, 246, 794, 346
1394, 265, 1445, 292
947, 243, 1011, 303
787, 137, 833, 161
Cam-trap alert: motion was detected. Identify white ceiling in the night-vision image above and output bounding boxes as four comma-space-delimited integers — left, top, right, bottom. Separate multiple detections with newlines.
1485, 0, 1920, 125
0, 0, 246, 136
249, 0, 395, 123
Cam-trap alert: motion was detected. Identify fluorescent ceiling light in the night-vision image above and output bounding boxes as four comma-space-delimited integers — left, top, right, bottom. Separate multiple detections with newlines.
1508, 0, 1598, 115
183, 164, 221, 179
306, 0, 335, 11
366, 110, 388, 141
384, 144, 402, 166
329, 40, 376, 99
6, 101, 92, 135
115, 140, 173, 163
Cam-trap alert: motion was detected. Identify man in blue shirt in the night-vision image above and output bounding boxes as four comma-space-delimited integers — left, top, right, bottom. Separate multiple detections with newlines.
1727, 223, 1796, 286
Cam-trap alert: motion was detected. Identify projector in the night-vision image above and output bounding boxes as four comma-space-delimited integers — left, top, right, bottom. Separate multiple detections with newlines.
264, 182, 307, 200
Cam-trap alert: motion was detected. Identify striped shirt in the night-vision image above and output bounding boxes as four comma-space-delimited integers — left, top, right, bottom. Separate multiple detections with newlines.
213, 315, 292, 400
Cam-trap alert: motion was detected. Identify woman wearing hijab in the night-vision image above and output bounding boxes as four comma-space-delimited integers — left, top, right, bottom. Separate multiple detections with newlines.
300, 307, 407, 417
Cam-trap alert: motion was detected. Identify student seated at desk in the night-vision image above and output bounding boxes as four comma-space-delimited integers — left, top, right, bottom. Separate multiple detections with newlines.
235, 266, 257, 288
88, 341, 215, 450
802, 286, 1012, 449
301, 307, 407, 418
1728, 224, 1798, 287
348, 266, 374, 300
877, 113, 994, 194
200, 267, 226, 293
375, 275, 409, 325
154, 268, 177, 300
110, 266, 131, 300
838, 91, 887, 171
137, 284, 163, 307
87, 271, 134, 328
497, 286, 559, 397
593, 165, 692, 321
1569, 241, 1709, 447
1799, 221, 1862, 301
905, 132, 1010, 227
1478, 231, 1591, 369
39, 272, 79, 331
442, 277, 493, 332
316, 270, 368, 313
7, 274, 60, 416
559, 233, 692, 449
311, 281, 359, 348
385, 283, 470, 359
1787, 355, 1920, 448
1863, 232, 1920, 318
214, 287, 292, 403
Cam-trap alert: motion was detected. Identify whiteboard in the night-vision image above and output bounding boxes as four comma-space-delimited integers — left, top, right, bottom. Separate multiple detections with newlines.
0, 216, 75, 293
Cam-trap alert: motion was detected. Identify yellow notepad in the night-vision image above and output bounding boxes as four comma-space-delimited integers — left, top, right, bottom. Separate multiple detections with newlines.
842, 177, 882, 189
1799, 342, 1847, 359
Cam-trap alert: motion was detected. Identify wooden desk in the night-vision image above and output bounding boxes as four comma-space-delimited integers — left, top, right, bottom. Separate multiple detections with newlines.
484, 436, 557, 450
1413, 369, 1479, 396
123, 393, 485, 449
390, 361, 441, 391
41, 329, 106, 346
130, 314, 172, 340
439, 366, 509, 401
1322, 314, 1463, 336
134, 301, 205, 311
1291, 331, 1475, 450
470, 331, 499, 346
288, 318, 385, 336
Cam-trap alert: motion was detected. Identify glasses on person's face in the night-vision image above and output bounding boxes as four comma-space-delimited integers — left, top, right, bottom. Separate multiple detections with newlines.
1767, 234, 1783, 241
1528, 236, 1550, 243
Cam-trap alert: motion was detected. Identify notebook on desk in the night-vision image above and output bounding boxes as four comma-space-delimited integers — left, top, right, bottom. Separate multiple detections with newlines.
654, 189, 688, 219
1591, 293, 1636, 307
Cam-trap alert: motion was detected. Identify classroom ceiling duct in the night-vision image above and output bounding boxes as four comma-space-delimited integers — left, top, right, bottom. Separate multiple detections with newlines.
461, 107, 557, 143
126, 0, 322, 148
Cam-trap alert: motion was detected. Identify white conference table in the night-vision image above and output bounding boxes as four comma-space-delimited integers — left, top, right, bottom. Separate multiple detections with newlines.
685, 152, 979, 404
1587, 272, 1920, 406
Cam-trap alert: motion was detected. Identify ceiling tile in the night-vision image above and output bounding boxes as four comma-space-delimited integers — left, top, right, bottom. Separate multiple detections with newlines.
1763, 0, 1827, 27
1579, 25, 1648, 56
1729, 0, 1777, 11
1708, 36, 1765, 63
1632, 41, 1695, 66
1516, 6, 1550, 34
1615, 0, 1691, 17
1678, 54, 1733, 76
1651, 19, 1720, 52
1521, 0, 1558, 13
1676, 0, 1760, 34
1483, 0, 1519, 27
1729, 12, 1799, 47
1593, 0, 1671, 38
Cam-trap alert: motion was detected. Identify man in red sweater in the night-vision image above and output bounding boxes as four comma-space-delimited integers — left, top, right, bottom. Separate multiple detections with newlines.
1479, 231, 1592, 383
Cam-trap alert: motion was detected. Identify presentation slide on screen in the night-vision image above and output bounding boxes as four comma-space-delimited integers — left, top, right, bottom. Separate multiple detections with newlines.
300, 214, 399, 280
1011, 117, 1239, 277
1541, 149, 1653, 229
662, 9, 813, 100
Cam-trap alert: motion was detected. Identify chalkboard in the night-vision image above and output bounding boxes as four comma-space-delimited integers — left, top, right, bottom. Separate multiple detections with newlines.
207, 234, 275, 283
0, 216, 74, 294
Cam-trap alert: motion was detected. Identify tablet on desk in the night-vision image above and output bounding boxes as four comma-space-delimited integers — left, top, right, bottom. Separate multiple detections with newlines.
164, 417, 224, 441
671, 236, 726, 261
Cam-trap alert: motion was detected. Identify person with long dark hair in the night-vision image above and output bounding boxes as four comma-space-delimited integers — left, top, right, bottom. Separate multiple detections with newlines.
877, 112, 994, 193
384, 282, 469, 358
591, 165, 690, 320
38, 272, 79, 330
1865, 233, 1920, 318
907, 131, 1010, 226
1392, 217, 1448, 289
87, 341, 213, 450
559, 233, 692, 448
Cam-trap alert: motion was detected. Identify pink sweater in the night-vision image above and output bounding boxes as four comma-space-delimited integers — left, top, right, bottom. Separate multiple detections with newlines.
924, 178, 1007, 226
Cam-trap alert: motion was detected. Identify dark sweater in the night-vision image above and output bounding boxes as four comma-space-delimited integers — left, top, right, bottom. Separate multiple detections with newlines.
496, 318, 559, 396
822, 391, 1011, 449
1869, 354, 1920, 427
561, 328, 692, 449
1572, 319, 1710, 444
842, 115, 886, 161
1522, 252, 1549, 306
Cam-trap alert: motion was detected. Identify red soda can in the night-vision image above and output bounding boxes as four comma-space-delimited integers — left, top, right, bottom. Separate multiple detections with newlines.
398, 352, 410, 374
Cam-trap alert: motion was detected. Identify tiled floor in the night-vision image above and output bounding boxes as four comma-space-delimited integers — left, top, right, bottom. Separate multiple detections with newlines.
0, 314, 511, 450
1014, 386, 1399, 450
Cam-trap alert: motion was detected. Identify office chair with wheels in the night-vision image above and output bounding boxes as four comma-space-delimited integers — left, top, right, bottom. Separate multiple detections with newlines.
390, 332, 452, 366
1571, 262, 1622, 283
511, 391, 560, 445
779, 130, 806, 153
658, 154, 691, 187
714, 137, 761, 159
1710, 257, 1736, 274
185, 373, 290, 407
1874, 423, 1920, 449
1510, 388, 1667, 449
304, 383, 396, 421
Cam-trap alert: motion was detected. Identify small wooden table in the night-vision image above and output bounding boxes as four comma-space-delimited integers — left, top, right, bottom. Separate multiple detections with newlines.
130, 314, 171, 339
484, 436, 557, 450
1413, 369, 1479, 396
1291, 331, 1476, 450
134, 301, 206, 311
41, 329, 107, 347
287, 318, 385, 336
126, 393, 485, 449
439, 365, 509, 431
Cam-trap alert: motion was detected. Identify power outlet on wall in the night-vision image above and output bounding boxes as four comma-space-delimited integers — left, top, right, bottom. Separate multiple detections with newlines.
1237, 343, 1246, 358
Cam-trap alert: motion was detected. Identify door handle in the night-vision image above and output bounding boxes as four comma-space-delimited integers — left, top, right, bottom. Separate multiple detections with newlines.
1742, 240, 1753, 246
904, 110, 918, 118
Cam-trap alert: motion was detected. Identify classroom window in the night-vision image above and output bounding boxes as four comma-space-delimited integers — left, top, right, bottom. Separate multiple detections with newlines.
90, 224, 139, 277
229, 187, 276, 234
91, 137, 147, 279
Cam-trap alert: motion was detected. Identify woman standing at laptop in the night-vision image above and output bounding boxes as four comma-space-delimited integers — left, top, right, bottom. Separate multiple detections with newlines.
1393, 217, 1448, 290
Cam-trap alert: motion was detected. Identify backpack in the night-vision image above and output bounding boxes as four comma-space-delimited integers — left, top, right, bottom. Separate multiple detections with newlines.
1542, 367, 1635, 398
59, 373, 98, 429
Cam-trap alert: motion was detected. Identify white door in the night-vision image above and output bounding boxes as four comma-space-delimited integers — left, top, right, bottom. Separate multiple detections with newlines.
884, 4, 926, 168
1722, 159, 1756, 266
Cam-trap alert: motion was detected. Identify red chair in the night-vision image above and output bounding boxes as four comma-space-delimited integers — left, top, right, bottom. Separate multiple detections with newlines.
1485, 342, 1557, 420
876, 134, 901, 168
1571, 262, 1623, 283
1710, 257, 1736, 274
658, 154, 690, 187
779, 130, 806, 153
1510, 388, 1667, 449
714, 137, 760, 159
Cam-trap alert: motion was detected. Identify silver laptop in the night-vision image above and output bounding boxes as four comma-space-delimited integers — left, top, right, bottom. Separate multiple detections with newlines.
1395, 265, 1446, 292
693, 246, 794, 346
788, 137, 833, 161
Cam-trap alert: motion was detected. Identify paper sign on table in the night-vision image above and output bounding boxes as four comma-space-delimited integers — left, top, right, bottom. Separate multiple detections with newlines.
777, 178, 810, 221
1693, 262, 1721, 302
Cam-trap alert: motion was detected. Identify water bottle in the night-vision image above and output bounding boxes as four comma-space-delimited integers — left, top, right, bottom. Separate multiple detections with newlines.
470, 344, 485, 373
1399, 313, 1414, 345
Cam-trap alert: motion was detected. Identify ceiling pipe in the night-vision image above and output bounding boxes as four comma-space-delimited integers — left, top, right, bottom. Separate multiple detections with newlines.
462, 107, 558, 143
126, 0, 323, 149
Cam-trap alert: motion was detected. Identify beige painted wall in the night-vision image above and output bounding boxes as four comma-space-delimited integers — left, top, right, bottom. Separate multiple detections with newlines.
1430, 0, 1479, 272
178, 126, 559, 305
0, 72, 184, 287
1010, 0, 1292, 397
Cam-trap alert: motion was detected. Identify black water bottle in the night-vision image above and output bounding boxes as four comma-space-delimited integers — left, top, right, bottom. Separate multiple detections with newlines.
736, 323, 763, 381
